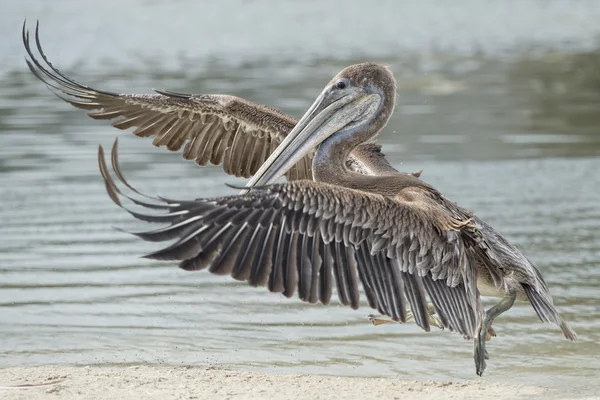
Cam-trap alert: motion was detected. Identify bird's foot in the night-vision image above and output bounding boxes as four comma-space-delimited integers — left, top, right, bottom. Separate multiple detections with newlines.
367, 314, 393, 326
466, 326, 496, 342
367, 304, 442, 330
486, 326, 496, 341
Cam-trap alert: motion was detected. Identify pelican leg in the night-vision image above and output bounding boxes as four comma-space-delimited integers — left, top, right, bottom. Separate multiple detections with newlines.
367, 303, 442, 329
474, 289, 516, 376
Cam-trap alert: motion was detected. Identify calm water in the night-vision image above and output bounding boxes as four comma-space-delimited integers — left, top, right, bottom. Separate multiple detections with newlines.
1, 0, 600, 396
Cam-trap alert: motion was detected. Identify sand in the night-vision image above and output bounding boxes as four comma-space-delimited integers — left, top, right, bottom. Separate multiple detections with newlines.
0, 365, 595, 400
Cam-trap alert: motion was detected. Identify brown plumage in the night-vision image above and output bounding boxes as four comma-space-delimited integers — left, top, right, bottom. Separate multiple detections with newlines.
23, 21, 395, 181
99, 140, 482, 337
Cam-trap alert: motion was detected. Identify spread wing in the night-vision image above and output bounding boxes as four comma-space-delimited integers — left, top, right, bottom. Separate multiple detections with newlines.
24, 22, 401, 181
23, 22, 310, 180
99, 140, 490, 339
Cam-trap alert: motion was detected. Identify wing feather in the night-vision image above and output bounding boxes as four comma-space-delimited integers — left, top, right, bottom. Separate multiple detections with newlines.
25, 22, 404, 182
23, 22, 307, 180
98, 140, 487, 338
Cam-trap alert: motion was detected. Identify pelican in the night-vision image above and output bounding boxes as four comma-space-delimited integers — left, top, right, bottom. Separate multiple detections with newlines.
24, 23, 576, 376
95, 65, 577, 376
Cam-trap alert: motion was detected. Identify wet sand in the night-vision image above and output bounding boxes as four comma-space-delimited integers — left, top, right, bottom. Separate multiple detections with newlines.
0, 365, 594, 400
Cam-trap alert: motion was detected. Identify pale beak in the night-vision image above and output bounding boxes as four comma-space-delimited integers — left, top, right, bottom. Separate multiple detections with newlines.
242, 86, 379, 192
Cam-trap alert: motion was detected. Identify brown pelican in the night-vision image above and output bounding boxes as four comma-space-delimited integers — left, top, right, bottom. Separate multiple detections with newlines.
24, 23, 576, 375
95, 64, 576, 376
22, 21, 415, 181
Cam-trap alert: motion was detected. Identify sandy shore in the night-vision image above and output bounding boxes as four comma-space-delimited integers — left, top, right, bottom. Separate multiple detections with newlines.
1, 365, 595, 400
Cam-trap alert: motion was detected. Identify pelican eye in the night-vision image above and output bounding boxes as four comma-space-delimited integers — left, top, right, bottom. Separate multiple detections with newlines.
335, 79, 347, 89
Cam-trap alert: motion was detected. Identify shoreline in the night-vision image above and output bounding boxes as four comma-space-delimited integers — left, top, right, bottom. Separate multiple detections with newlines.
0, 365, 593, 400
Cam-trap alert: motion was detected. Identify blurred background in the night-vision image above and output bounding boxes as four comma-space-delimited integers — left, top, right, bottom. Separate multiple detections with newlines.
1, 0, 599, 395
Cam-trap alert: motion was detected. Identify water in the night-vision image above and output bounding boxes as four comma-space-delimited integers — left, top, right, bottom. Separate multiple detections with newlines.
1, 0, 599, 396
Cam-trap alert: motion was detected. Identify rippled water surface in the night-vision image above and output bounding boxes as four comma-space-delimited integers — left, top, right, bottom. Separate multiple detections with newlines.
1, 0, 600, 396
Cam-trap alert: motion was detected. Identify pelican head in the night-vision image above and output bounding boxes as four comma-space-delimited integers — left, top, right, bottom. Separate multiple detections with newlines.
244, 63, 396, 190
